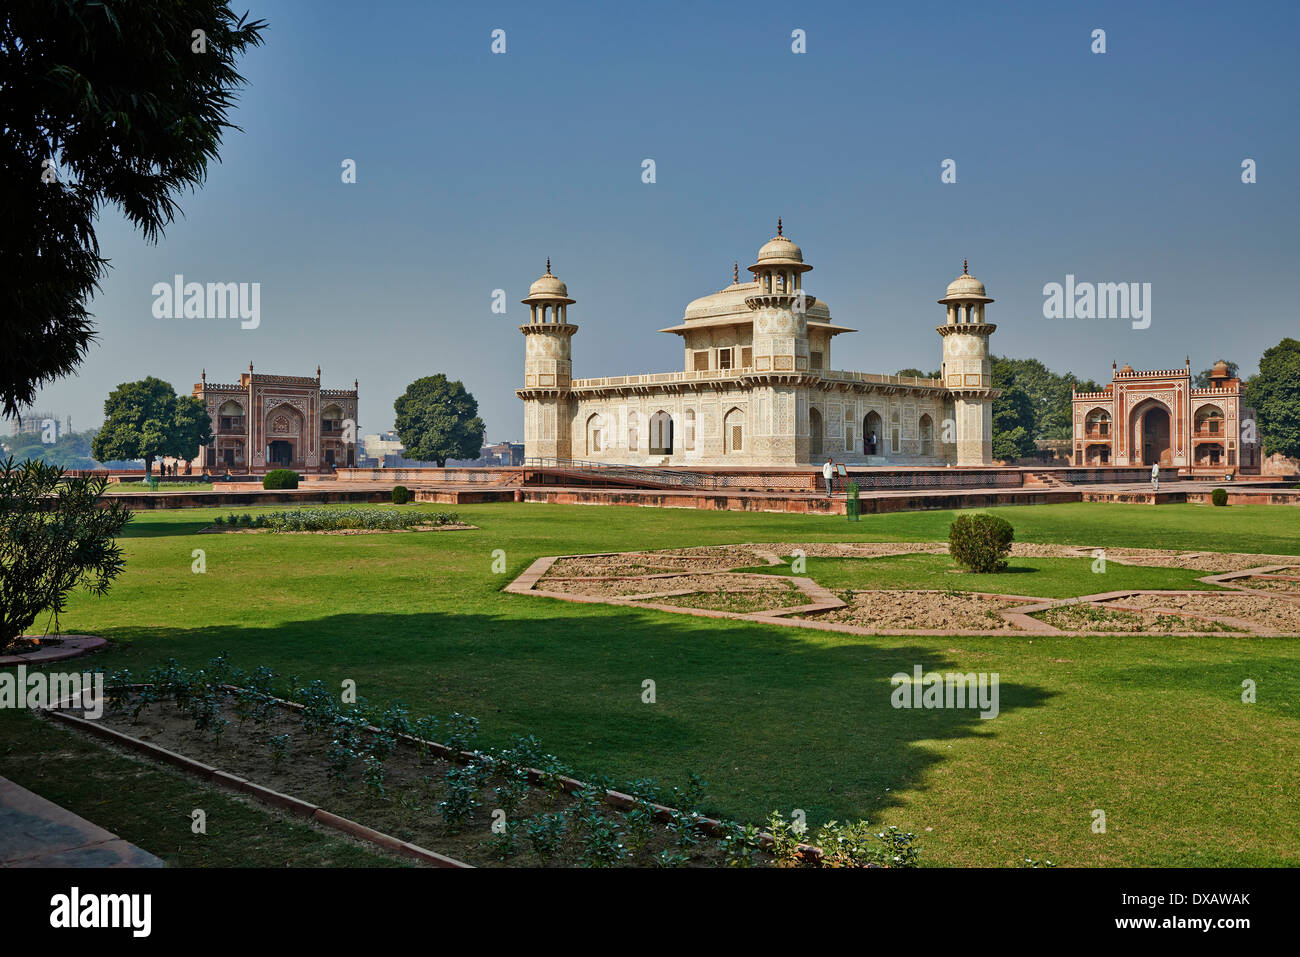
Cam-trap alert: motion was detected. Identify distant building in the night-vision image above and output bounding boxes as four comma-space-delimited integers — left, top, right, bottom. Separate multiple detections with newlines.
10, 410, 71, 438
1071, 359, 1260, 473
192, 366, 358, 474
447, 442, 524, 467
362, 432, 405, 467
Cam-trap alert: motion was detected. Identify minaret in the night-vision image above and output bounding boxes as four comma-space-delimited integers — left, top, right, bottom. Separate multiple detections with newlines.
937, 261, 998, 465
517, 260, 577, 461
744, 220, 817, 461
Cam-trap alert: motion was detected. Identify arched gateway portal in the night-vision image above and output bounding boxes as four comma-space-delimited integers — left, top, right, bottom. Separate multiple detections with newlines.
1132, 400, 1172, 466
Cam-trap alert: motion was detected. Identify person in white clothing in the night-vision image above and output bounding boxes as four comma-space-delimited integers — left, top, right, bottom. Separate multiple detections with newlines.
1150, 462, 1159, 492
823, 458, 835, 497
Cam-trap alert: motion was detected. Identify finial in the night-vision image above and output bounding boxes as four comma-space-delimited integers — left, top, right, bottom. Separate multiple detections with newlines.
963, 258, 968, 275
201, 368, 206, 383
733, 262, 739, 284
777, 217, 783, 237
249, 361, 254, 373
354, 379, 358, 391
1113, 360, 1117, 370
545, 257, 551, 275
316, 365, 321, 379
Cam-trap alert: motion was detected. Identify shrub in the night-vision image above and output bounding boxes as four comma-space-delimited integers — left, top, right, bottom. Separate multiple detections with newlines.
0, 458, 133, 652
948, 513, 1015, 573
391, 485, 411, 505
1211, 487, 1229, 507
262, 469, 299, 489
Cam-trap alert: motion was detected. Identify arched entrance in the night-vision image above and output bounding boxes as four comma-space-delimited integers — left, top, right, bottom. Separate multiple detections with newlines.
264, 402, 304, 470
649, 411, 673, 456
267, 440, 293, 468
918, 414, 934, 456
809, 407, 824, 458
863, 411, 882, 455
1132, 399, 1172, 466
585, 413, 603, 455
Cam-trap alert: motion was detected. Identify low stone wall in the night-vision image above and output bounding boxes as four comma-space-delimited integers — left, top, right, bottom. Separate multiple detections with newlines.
335, 467, 516, 484
103, 489, 394, 510
1185, 489, 1300, 506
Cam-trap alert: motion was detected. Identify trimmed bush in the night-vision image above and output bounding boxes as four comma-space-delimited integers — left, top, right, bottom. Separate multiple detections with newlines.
263, 469, 299, 490
948, 513, 1015, 573
391, 485, 412, 505
1211, 487, 1229, 507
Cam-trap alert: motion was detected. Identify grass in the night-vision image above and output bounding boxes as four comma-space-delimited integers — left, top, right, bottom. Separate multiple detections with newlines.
739, 553, 1226, 598
11, 500, 1300, 866
107, 481, 213, 493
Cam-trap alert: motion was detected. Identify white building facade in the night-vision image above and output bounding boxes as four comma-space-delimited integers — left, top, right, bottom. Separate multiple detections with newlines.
518, 226, 998, 467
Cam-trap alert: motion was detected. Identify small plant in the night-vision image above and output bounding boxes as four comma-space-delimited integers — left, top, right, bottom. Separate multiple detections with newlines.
494, 766, 531, 817
268, 734, 290, 770
391, 485, 411, 505
668, 810, 702, 853
654, 849, 689, 868
621, 802, 658, 852
442, 712, 478, 752
669, 772, 708, 812
213, 515, 225, 526
577, 815, 629, 867
766, 811, 806, 867
438, 766, 482, 833
237, 513, 253, 527
814, 820, 920, 868
487, 822, 518, 861
524, 812, 566, 863
262, 469, 300, 490
362, 754, 386, 798
1211, 487, 1229, 506
716, 821, 762, 868
948, 513, 1015, 573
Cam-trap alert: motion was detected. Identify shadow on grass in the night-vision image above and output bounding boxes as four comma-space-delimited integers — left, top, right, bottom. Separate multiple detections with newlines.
79, 608, 1055, 825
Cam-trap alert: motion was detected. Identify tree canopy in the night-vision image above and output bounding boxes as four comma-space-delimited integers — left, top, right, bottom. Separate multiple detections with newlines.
1245, 339, 1300, 458
0, 1, 266, 416
393, 375, 486, 467
91, 377, 212, 477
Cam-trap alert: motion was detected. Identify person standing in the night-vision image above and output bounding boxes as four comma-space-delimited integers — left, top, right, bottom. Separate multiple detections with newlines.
823, 457, 835, 497
1150, 462, 1159, 492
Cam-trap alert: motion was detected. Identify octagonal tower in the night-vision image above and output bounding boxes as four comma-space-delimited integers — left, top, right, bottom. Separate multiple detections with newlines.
937, 261, 998, 465
517, 260, 577, 461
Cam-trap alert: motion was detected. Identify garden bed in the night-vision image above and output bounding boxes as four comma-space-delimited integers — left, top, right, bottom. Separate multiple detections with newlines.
1031, 603, 1242, 634
799, 590, 1026, 632
51, 661, 920, 868
1101, 592, 1300, 633
202, 507, 468, 534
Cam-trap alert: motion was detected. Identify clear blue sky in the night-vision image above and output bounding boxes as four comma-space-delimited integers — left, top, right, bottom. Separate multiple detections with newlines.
26, 0, 1300, 441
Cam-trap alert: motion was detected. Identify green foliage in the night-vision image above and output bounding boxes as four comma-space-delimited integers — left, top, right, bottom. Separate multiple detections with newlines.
0, 1, 267, 416
92, 378, 213, 479
2, 428, 101, 470
393, 374, 486, 467
814, 820, 920, 868
1246, 338, 1300, 458
438, 766, 482, 833
716, 821, 762, 867
391, 485, 411, 505
991, 356, 1103, 446
1211, 488, 1229, 507
523, 813, 566, 863
262, 469, 300, 490
0, 457, 132, 650
948, 513, 1015, 573
766, 811, 807, 867
210, 507, 459, 532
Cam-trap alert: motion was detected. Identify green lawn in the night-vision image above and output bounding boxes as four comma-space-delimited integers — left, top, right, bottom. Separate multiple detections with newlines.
8, 500, 1300, 867
740, 552, 1227, 598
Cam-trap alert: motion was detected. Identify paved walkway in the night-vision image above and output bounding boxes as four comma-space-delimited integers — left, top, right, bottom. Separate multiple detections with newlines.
0, 775, 163, 867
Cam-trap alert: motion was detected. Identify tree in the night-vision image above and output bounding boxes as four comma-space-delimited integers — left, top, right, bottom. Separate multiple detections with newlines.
0, 1, 267, 416
0, 457, 132, 652
3, 428, 100, 470
1245, 339, 1300, 458
990, 362, 1038, 460
92, 377, 212, 478
1193, 360, 1239, 388
895, 368, 941, 379
393, 376, 486, 467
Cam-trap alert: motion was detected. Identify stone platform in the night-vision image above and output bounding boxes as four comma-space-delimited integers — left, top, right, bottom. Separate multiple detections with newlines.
0, 774, 163, 867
